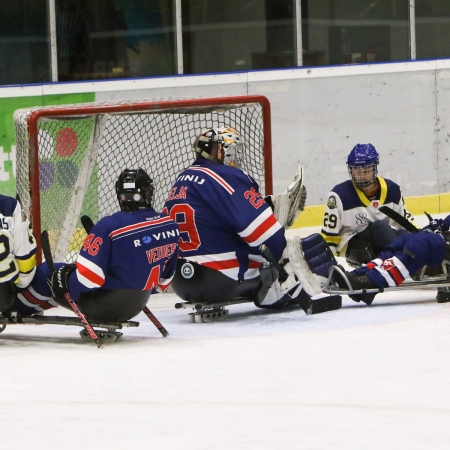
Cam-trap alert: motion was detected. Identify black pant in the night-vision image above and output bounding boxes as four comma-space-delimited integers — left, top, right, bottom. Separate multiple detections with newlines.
171, 259, 261, 304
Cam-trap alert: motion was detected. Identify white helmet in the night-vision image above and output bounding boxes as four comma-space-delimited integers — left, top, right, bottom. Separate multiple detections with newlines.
217, 126, 245, 168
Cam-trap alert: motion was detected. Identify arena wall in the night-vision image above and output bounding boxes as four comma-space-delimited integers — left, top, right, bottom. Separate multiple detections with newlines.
2, 58, 450, 228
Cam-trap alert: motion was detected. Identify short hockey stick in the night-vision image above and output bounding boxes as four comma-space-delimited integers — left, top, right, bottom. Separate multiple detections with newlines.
81, 215, 169, 337
142, 306, 169, 337
41, 230, 104, 349
378, 206, 418, 233
259, 244, 289, 282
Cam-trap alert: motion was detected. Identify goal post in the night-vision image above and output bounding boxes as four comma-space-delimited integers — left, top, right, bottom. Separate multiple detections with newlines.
13, 95, 273, 264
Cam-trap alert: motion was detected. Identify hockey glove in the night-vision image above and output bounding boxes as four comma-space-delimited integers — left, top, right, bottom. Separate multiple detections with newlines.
422, 212, 450, 234
47, 264, 76, 299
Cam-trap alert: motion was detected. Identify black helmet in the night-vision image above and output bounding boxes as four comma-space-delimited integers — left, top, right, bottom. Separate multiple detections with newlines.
193, 128, 220, 163
115, 168, 154, 212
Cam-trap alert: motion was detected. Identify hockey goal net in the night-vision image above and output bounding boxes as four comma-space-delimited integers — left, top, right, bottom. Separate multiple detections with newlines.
13, 95, 272, 263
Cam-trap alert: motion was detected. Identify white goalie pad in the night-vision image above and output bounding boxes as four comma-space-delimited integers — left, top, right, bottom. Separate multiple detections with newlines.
285, 236, 322, 296
270, 166, 307, 228
258, 266, 301, 306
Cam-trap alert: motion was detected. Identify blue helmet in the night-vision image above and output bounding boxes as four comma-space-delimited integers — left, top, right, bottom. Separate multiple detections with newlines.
347, 144, 379, 188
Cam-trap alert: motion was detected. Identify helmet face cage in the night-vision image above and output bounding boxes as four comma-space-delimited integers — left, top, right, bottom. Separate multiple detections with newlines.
218, 126, 245, 167
116, 168, 154, 212
347, 143, 379, 188
347, 163, 378, 188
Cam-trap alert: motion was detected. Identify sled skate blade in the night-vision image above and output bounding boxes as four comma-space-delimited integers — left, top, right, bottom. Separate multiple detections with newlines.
176, 298, 249, 322
188, 307, 230, 323
80, 329, 123, 342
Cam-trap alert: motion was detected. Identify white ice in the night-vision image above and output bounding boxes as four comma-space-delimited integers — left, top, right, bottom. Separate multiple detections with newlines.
2, 216, 450, 450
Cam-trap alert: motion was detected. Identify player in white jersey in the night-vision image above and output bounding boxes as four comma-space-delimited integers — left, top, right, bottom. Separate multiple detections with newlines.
0, 195, 36, 313
321, 144, 413, 266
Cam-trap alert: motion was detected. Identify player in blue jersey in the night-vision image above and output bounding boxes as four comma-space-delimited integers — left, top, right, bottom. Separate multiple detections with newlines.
6, 169, 180, 322
321, 143, 413, 266
0, 195, 36, 314
164, 126, 317, 310
333, 215, 450, 303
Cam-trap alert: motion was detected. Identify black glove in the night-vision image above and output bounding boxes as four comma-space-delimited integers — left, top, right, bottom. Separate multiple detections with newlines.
47, 264, 76, 299
422, 212, 450, 234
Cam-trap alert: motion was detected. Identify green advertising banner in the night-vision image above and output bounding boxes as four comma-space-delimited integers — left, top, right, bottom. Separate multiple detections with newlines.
0, 92, 95, 197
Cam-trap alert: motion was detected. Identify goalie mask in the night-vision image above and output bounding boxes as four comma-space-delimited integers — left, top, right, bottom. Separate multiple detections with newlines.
347, 143, 379, 188
116, 168, 154, 212
193, 126, 244, 167
218, 126, 245, 168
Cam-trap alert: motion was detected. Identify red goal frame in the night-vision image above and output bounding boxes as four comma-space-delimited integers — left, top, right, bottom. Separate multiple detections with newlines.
16, 95, 272, 263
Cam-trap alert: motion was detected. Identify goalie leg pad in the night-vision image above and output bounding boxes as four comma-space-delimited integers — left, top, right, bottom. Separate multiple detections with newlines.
301, 233, 337, 278
256, 265, 301, 308
285, 236, 323, 296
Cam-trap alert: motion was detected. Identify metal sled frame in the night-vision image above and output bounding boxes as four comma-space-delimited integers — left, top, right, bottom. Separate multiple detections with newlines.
323, 264, 450, 298
175, 298, 252, 323
0, 314, 140, 342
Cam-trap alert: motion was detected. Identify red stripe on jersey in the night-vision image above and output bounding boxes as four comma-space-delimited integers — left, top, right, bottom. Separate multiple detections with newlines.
189, 167, 234, 194
144, 265, 161, 290
202, 259, 240, 271
22, 290, 53, 310
248, 260, 262, 269
242, 214, 278, 245
110, 217, 172, 239
76, 261, 105, 287
387, 266, 404, 285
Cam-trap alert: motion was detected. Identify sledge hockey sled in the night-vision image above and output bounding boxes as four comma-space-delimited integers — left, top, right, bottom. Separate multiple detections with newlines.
175, 297, 251, 323
172, 261, 342, 323
0, 313, 139, 342
322, 263, 450, 305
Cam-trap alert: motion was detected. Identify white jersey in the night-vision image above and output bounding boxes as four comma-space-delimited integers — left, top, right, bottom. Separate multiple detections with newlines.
321, 177, 413, 256
0, 195, 36, 288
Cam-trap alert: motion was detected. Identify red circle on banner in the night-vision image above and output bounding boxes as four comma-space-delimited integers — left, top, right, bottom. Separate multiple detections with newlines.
56, 128, 78, 156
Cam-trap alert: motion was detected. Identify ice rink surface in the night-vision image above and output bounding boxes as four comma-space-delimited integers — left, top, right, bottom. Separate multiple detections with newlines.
3, 289, 449, 450
2, 218, 450, 449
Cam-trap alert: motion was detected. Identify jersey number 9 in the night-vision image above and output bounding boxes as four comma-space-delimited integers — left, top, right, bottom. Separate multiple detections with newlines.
324, 212, 337, 229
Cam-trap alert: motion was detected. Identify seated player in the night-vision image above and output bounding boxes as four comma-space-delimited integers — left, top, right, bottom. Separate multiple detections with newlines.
321, 143, 413, 266
0, 194, 36, 313
6, 168, 180, 322
163, 126, 336, 312
333, 215, 450, 304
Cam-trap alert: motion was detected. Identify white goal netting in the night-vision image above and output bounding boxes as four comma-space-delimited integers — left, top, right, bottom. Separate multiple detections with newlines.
13, 96, 272, 263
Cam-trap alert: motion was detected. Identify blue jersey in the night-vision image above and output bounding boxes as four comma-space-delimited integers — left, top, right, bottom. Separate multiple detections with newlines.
164, 157, 286, 281
68, 208, 180, 301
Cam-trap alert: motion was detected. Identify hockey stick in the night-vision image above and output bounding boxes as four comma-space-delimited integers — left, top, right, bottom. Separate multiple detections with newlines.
81, 215, 169, 337
378, 206, 418, 233
259, 244, 342, 314
142, 306, 169, 337
41, 230, 104, 349
259, 244, 289, 282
